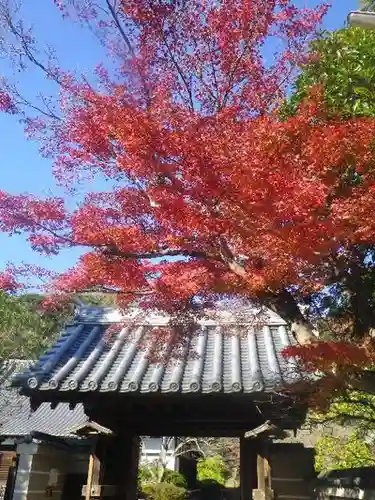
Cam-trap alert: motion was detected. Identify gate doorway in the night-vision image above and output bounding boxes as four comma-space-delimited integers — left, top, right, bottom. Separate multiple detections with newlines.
62, 472, 87, 500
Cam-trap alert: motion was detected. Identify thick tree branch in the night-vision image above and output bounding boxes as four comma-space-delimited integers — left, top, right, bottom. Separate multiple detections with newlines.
78, 286, 153, 296
103, 245, 220, 262
348, 371, 375, 395
216, 237, 318, 345
218, 237, 248, 278
262, 289, 317, 344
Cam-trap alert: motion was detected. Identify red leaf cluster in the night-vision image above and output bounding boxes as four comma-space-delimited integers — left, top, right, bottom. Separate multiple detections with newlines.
2, 1, 375, 348
283, 341, 375, 374
0, 90, 15, 114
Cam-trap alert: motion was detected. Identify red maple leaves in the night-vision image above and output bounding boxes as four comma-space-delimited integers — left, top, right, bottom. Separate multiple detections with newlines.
2, 1, 375, 376
283, 339, 375, 409
22, 100, 375, 309
0, 91, 15, 113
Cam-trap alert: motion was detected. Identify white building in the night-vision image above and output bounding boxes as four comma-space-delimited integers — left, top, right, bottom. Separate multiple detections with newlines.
140, 437, 178, 471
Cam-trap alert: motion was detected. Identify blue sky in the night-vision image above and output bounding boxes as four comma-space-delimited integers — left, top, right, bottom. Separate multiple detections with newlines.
0, 0, 358, 278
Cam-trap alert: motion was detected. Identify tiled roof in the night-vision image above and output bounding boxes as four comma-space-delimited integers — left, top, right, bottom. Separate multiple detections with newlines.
14, 308, 302, 395
0, 400, 88, 438
0, 360, 88, 438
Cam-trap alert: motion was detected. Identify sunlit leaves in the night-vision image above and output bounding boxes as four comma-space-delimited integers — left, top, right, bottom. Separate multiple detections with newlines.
3, 1, 375, 407
315, 432, 375, 472
282, 27, 375, 118
0, 291, 70, 360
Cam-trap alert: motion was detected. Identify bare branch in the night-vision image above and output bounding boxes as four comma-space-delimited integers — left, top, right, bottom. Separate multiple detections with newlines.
174, 437, 208, 458
145, 0, 195, 111
104, 0, 135, 57
11, 87, 62, 121
312, 413, 375, 426
159, 32, 195, 112
1, 4, 64, 87
104, 0, 152, 107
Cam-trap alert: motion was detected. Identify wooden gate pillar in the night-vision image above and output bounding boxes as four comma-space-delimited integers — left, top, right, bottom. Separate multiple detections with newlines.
83, 437, 110, 500
83, 435, 140, 500
240, 437, 258, 500
252, 448, 272, 500
103, 435, 140, 500
117, 435, 140, 500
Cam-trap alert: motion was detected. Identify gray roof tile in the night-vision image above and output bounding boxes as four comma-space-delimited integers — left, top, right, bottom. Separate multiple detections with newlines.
14, 308, 302, 395
0, 360, 88, 438
0, 401, 88, 438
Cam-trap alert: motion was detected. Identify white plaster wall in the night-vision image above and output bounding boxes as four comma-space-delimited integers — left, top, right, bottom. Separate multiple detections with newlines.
12, 442, 38, 500
140, 438, 176, 470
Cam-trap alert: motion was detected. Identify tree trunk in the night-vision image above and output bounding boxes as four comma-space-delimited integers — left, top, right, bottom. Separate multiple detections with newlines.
261, 289, 317, 344
348, 371, 375, 394
261, 289, 375, 397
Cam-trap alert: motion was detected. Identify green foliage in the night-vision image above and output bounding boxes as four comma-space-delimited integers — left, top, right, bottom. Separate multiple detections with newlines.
196, 456, 226, 485
361, 1, 375, 9
138, 465, 187, 489
315, 431, 375, 473
77, 292, 118, 307
138, 464, 157, 486
0, 291, 71, 360
281, 27, 375, 118
310, 391, 375, 434
142, 482, 187, 500
162, 469, 187, 489
310, 392, 375, 472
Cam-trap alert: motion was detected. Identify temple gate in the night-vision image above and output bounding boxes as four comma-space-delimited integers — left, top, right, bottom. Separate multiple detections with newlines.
13, 307, 316, 500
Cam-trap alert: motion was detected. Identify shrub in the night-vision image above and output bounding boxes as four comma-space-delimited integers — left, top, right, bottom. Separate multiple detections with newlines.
142, 482, 187, 500
162, 469, 188, 489
138, 464, 187, 489
315, 432, 375, 473
197, 456, 226, 485
138, 464, 156, 485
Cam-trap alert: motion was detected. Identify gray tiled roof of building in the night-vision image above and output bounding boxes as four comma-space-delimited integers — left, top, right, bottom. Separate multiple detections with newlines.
0, 400, 88, 437
13, 307, 302, 395
0, 359, 88, 438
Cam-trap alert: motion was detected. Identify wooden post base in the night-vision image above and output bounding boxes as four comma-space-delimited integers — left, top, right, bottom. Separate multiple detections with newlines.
240, 437, 257, 500
82, 484, 117, 497
252, 488, 274, 500
82, 435, 140, 500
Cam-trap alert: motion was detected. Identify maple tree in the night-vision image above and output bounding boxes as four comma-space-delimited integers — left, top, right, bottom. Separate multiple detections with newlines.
280, 24, 375, 404
2, 1, 375, 404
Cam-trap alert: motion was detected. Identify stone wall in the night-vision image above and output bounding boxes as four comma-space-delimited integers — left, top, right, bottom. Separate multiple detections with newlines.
12, 442, 89, 500
315, 486, 375, 499
13, 443, 69, 500
314, 466, 375, 500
